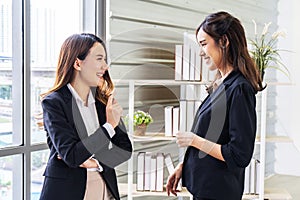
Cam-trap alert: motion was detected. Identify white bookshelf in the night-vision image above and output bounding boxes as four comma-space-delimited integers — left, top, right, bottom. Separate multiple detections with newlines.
132, 132, 176, 142
254, 83, 294, 200
117, 79, 292, 200
119, 183, 191, 198
123, 79, 201, 200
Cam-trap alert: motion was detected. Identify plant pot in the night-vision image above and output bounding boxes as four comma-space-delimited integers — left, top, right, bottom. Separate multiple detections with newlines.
260, 70, 265, 81
134, 124, 147, 136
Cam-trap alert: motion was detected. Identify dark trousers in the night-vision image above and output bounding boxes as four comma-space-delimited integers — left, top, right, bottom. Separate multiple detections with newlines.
193, 198, 215, 200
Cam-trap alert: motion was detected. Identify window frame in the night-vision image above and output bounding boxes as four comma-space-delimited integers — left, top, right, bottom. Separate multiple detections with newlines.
0, 0, 106, 199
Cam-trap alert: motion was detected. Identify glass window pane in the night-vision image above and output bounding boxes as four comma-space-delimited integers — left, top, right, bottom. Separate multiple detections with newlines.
31, 150, 49, 200
0, 0, 22, 148
0, 154, 22, 200
30, 0, 83, 144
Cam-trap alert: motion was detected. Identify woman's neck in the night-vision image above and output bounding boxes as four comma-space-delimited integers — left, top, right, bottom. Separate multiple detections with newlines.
70, 81, 90, 104
219, 66, 233, 80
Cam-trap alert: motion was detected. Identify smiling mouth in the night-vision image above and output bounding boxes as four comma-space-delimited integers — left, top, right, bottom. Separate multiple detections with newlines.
204, 57, 210, 63
96, 72, 103, 77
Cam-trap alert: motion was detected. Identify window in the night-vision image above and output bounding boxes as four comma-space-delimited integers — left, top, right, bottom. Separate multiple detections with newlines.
0, 0, 20, 148
30, 0, 83, 144
0, 155, 22, 200
0, 0, 100, 199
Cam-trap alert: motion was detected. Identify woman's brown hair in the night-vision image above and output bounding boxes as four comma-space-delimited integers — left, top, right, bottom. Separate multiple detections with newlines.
41, 33, 114, 104
196, 11, 264, 93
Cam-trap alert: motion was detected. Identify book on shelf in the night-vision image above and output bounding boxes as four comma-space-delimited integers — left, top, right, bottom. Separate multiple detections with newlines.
185, 84, 196, 100
137, 152, 145, 191
189, 42, 195, 80
179, 100, 187, 132
244, 158, 260, 195
255, 159, 260, 194
186, 100, 195, 131
172, 106, 180, 136
177, 32, 204, 81
164, 105, 182, 137
150, 153, 157, 191
164, 153, 182, 190
156, 153, 164, 192
144, 152, 152, 191
194, 44, 201, 81
249, 158, 256, 194
182, 32, 190, 80
164, 106, 173, 137
136, 152, 165, 192
175, 45, 183, 81
244, 161, 250, 194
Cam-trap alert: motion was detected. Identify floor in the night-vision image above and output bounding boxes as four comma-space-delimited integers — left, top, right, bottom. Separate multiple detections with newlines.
265, 174, 300, 200
121, 174, 300, 200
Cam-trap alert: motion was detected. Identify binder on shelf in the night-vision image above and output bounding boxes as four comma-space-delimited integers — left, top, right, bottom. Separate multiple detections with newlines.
249, 158, 256, 194
180, 85, 186, 100
144, 152, 152, 191
244, 158, 260, 195
255, 159, 260, 194
244, 162, 250, 194
164, 153, 175, 174
150, 153, 157, 191
137, 152, 145, 191
186, 101, 195, 131
175, 45, 183, 81
164, 153, 182, 190
164, 106, 173, 137
179, 100, 187, 132
182, 32, 190, 80
172, 107, 180, 136
189, 43, 196, 80
186, 84, 196, 100
156, 153, 164, 192
194, 45, 201, 81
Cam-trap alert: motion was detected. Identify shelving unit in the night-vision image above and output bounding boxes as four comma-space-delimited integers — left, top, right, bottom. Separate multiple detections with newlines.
118, 79, 292, 200
121, 79, 204, 200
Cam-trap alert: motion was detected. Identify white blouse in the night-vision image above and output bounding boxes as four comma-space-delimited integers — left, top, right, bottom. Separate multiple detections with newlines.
67, 83, 115, 171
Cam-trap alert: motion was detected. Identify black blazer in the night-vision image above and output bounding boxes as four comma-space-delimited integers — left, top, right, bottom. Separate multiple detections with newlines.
39, 85, 132, 200
182, 71, 257, 200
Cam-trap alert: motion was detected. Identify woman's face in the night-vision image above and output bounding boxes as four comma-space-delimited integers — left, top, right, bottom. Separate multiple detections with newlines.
77, 42, 108, 87
197, 28, 223, 71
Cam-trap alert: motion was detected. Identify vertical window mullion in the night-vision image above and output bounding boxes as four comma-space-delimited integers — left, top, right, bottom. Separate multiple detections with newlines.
23, 0, 31, 199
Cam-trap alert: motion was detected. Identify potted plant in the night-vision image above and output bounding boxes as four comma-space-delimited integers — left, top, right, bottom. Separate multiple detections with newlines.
249, 20, 290, 81
133, 110, 153, 136
124, 110, 153, 136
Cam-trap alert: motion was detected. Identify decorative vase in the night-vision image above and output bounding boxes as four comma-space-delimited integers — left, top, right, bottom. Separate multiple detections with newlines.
134, 123, 147, 136
260, 70, 265, 81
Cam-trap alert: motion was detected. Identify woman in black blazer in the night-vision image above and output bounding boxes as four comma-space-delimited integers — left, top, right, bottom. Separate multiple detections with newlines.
39, 33, 132, 200
166, 12, 265, 200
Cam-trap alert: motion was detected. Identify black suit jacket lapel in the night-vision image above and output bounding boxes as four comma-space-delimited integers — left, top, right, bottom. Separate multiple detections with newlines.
58, 85, 89, 140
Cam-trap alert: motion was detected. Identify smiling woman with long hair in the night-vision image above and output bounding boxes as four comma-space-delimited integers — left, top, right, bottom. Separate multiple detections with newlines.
166, 11, 264, 200
39, 33, 132, 200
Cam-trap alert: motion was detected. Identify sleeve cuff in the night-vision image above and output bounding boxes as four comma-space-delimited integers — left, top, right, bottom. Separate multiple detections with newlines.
90, 155, 103, 172
103, 122, 116, 138
221, 144, 236, 170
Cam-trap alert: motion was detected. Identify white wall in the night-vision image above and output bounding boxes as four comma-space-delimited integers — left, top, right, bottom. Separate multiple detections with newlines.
275, 0, 300, 176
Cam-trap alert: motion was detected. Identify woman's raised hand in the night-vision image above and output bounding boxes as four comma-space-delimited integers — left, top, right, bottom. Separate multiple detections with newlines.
106, 95, 123, 128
